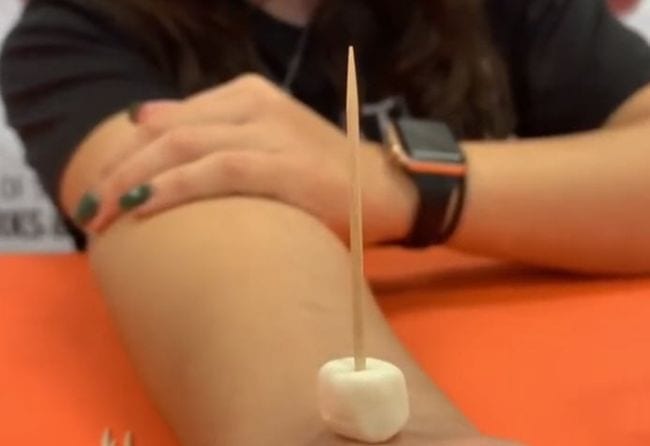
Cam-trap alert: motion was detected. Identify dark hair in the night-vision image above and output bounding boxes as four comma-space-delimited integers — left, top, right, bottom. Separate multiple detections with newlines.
92, 0, 514, 138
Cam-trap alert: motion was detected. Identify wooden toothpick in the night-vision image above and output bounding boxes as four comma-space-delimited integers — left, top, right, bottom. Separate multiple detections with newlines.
347, 46, 366, 372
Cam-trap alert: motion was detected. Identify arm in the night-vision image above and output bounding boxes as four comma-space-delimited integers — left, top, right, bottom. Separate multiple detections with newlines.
60, 110, 516, 446
85, 77, 650, 276
79, 75, 650, 278
448, 85, 650, 275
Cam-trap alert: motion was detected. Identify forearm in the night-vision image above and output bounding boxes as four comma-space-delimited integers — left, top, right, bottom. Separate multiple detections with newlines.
88, 198, 480, 445
449, 121, 650, 274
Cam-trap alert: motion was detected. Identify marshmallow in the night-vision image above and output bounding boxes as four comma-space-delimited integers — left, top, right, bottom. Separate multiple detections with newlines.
318, 357, 409, 443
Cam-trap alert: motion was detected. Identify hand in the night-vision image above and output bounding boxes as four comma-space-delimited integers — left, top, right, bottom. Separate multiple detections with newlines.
85, 74, 417, 244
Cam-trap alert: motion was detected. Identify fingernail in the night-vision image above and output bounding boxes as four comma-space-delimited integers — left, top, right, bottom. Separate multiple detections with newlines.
127, 102, 143, 123
74, 192, 100, 226
119, 184, 152, 211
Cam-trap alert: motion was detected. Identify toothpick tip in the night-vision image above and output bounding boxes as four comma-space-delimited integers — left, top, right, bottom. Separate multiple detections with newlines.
348, 46, 356, 65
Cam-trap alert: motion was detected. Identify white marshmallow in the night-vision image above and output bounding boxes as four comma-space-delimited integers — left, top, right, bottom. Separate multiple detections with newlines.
318, 357, 409, 443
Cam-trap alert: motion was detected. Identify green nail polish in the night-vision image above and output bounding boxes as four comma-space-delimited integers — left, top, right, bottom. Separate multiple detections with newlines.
127, 102, 142, 123
74, 193, 99, 226
120, 184, 152, 210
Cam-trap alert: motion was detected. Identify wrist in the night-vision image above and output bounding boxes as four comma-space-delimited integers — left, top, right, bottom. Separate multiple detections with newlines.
380, 118, 467, 248
364, 142, 418, 243
406, 173, 466, 248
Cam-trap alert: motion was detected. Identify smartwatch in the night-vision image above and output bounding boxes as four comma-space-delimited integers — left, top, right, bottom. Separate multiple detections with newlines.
382, 117, 467, 248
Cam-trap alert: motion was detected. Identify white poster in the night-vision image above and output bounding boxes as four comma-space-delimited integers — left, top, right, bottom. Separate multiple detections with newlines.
0, 0, 74, 252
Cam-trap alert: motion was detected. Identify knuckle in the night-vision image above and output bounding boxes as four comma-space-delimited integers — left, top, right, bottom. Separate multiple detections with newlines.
163, 127, 197, 157
238, 72, 271, 90
165, 170, 194, 196
238, 73, 281, 110
215, 152, 249, 185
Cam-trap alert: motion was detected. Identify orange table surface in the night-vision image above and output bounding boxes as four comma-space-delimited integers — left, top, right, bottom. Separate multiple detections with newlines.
1, 248, 650, 446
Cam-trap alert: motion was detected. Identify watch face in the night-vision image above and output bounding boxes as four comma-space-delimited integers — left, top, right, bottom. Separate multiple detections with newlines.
397, 118, 464, 164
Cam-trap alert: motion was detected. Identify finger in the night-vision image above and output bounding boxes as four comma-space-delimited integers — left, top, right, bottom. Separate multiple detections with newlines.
87, 124, 253, 232
131, 150, 293, 218
139, 74, 282, 131
95, 111, 165, 180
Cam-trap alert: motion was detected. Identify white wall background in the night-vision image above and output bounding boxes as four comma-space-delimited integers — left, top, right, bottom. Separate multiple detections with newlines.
0, 0, 74, 252
624, 0, 650, 36
0, 0, 649, 252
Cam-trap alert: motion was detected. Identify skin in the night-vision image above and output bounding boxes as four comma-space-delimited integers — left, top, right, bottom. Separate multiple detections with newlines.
55, 0, 650, 444
87, 197, 518, 446
75, 74, 650, 274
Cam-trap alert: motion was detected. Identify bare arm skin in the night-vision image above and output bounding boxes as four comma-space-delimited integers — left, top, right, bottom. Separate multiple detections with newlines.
450, 85, 650, 274
59, 112, 516, 445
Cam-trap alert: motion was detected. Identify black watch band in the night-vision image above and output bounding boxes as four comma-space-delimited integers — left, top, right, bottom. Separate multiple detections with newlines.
404, 173, 465, 247
384, 118, 466, 248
